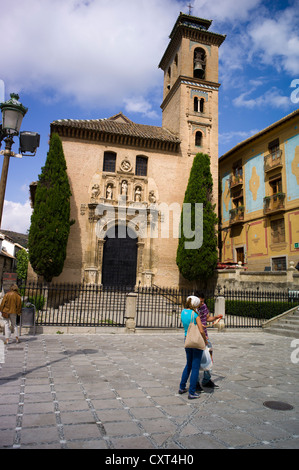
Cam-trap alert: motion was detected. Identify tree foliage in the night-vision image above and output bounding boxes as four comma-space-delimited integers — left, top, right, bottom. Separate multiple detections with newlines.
176, 152, 218, 283
28, 133, 74, 282
16, 248, 29, 281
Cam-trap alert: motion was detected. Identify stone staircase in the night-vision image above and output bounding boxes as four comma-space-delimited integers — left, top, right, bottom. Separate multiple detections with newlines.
263, 306, 299, 338
42, 289, 182, 328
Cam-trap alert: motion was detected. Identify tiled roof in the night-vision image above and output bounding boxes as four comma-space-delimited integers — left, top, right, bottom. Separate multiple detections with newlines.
51, 114, 180, 146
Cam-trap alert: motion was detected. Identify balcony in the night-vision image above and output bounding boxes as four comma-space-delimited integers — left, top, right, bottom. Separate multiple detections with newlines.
229, 206, 245, 225
264, 150, 283, 173
229, 174, 243, 190
264, 193, 286, 215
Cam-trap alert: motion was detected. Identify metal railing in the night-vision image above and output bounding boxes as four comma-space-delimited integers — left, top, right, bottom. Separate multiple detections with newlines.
19, 282, 299, 330
264, 193, 285, 214
264, 150, 283, 172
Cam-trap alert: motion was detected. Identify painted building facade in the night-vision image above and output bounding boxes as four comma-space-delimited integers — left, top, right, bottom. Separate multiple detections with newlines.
48, 13, 225, 287
219, 109, 299, 271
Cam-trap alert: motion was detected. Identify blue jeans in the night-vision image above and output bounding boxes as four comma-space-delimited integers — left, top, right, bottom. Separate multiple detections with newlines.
179, 348, 203, 395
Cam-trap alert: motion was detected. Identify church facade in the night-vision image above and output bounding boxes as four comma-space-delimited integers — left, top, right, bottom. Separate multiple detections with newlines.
49, 13, 226, 288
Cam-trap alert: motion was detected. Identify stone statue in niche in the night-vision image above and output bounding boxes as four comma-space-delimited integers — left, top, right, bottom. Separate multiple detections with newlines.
135, 186, 142, 202
121, 180, 128, 196
149, 190, 157, 204
106, 184, 113, 200
90, 184, 100, 202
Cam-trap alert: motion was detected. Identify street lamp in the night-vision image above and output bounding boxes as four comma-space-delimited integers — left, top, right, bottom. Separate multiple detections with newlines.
0, 93, 28, 136
0, 93, 39, 228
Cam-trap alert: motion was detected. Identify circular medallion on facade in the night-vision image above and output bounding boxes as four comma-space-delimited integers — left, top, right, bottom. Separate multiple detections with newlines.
120, 159, 132, 173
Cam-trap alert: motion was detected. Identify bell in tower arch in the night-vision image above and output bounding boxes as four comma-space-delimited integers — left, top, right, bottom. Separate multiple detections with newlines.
194, 48, 206, 80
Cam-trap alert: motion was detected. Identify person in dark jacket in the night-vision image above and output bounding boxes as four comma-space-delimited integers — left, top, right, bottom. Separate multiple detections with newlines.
0, 284, 22, 345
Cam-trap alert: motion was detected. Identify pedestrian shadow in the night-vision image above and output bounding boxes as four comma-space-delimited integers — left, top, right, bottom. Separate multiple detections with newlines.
0, 343, 98, 386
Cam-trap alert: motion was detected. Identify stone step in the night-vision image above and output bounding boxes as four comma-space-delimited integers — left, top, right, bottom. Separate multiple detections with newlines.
279, 318, 299, 326
264, 327, 299, 339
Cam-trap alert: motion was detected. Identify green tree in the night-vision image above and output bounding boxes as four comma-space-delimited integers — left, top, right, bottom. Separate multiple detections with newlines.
176, 152, 218, 285
16, 248, 29, 281
28, 133, 74, 282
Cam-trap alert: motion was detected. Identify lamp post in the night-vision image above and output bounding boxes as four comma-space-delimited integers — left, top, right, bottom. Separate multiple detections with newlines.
0, 93, 28, 228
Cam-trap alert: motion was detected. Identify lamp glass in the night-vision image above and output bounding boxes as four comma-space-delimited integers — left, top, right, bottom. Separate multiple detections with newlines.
2, 108, 24, 135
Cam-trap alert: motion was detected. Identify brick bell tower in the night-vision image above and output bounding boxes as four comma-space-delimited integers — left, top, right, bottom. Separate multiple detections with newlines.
159, 12, 226, 206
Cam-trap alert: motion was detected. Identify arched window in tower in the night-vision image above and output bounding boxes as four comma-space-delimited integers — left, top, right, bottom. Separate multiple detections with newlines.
194, 97, 205, 113
195, 131, 202, 147
200, 98, 204, 113
193, 48, 206, 79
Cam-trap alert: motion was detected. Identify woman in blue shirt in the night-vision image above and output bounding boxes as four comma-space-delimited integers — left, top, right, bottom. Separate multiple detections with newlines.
179, 296, 208, 399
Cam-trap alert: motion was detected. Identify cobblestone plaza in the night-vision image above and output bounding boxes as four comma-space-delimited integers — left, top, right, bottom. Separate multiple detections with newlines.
0, 331, 298, 449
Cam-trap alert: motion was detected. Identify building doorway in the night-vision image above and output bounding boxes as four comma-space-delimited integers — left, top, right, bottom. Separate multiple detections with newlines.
102, 225, 138, 287
235, 247, 245, 265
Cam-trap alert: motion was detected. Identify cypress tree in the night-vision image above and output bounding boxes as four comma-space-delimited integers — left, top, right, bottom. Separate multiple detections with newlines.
28, 133, 74, 282
176, 152, 218, 285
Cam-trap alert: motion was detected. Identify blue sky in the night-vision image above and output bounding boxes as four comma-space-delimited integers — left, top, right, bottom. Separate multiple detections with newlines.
0, 0, 298, 233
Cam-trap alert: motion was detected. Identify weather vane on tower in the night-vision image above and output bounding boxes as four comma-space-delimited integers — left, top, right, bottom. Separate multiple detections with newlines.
187, 3, 193, 15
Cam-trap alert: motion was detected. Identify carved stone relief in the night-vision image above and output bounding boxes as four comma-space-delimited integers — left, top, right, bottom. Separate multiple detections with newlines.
90, 184, 100, 202
120, 159, 133, 173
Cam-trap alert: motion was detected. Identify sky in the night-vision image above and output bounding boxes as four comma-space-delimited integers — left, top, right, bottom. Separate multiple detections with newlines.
0, 0, 298, 234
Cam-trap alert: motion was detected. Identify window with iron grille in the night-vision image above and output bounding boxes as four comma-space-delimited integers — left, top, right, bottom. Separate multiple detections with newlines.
136, 156, 148, 176
271, 256, 287, 271
103, 152, 116, 172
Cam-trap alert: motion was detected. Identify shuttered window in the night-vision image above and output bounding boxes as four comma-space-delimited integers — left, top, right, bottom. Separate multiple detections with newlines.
271, 218, 285, 244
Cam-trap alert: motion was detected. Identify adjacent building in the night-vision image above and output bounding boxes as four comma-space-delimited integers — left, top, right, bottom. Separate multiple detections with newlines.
219, 109, 299, 271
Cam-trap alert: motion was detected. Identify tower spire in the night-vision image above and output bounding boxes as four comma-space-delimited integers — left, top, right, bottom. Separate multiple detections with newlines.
187, 3, 193, 15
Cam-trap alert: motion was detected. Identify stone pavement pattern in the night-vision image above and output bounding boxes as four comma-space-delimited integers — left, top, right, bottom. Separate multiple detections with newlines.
0, 331, 298, 449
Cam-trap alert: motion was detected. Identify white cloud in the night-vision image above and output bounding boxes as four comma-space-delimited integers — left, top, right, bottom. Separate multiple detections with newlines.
1, 0, 181, 111
193, 0, 262, 23
1, 200, 32, 234
248, 4, 299, 75
219, 129, 260, 145
123, 96, 159, 119
233, 87, 290, 110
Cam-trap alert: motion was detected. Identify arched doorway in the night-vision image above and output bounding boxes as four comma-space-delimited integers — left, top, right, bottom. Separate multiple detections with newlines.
102, 225, 138, 287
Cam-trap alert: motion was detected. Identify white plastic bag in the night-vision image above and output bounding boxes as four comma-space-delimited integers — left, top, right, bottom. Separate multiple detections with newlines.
200, 346, 213, 371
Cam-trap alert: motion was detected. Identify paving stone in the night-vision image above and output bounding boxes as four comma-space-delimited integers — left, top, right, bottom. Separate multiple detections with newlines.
66, 439, 108, 449
110, 436, 155, 449
141, 418, 177, 435
178, 434, 226, 449
104, 420, 142, 437
63, 423, 102, 440
213, 428, 260, 448
20, 426, 59, 445
22, 413, 57, 427
0, 429, 16, 447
